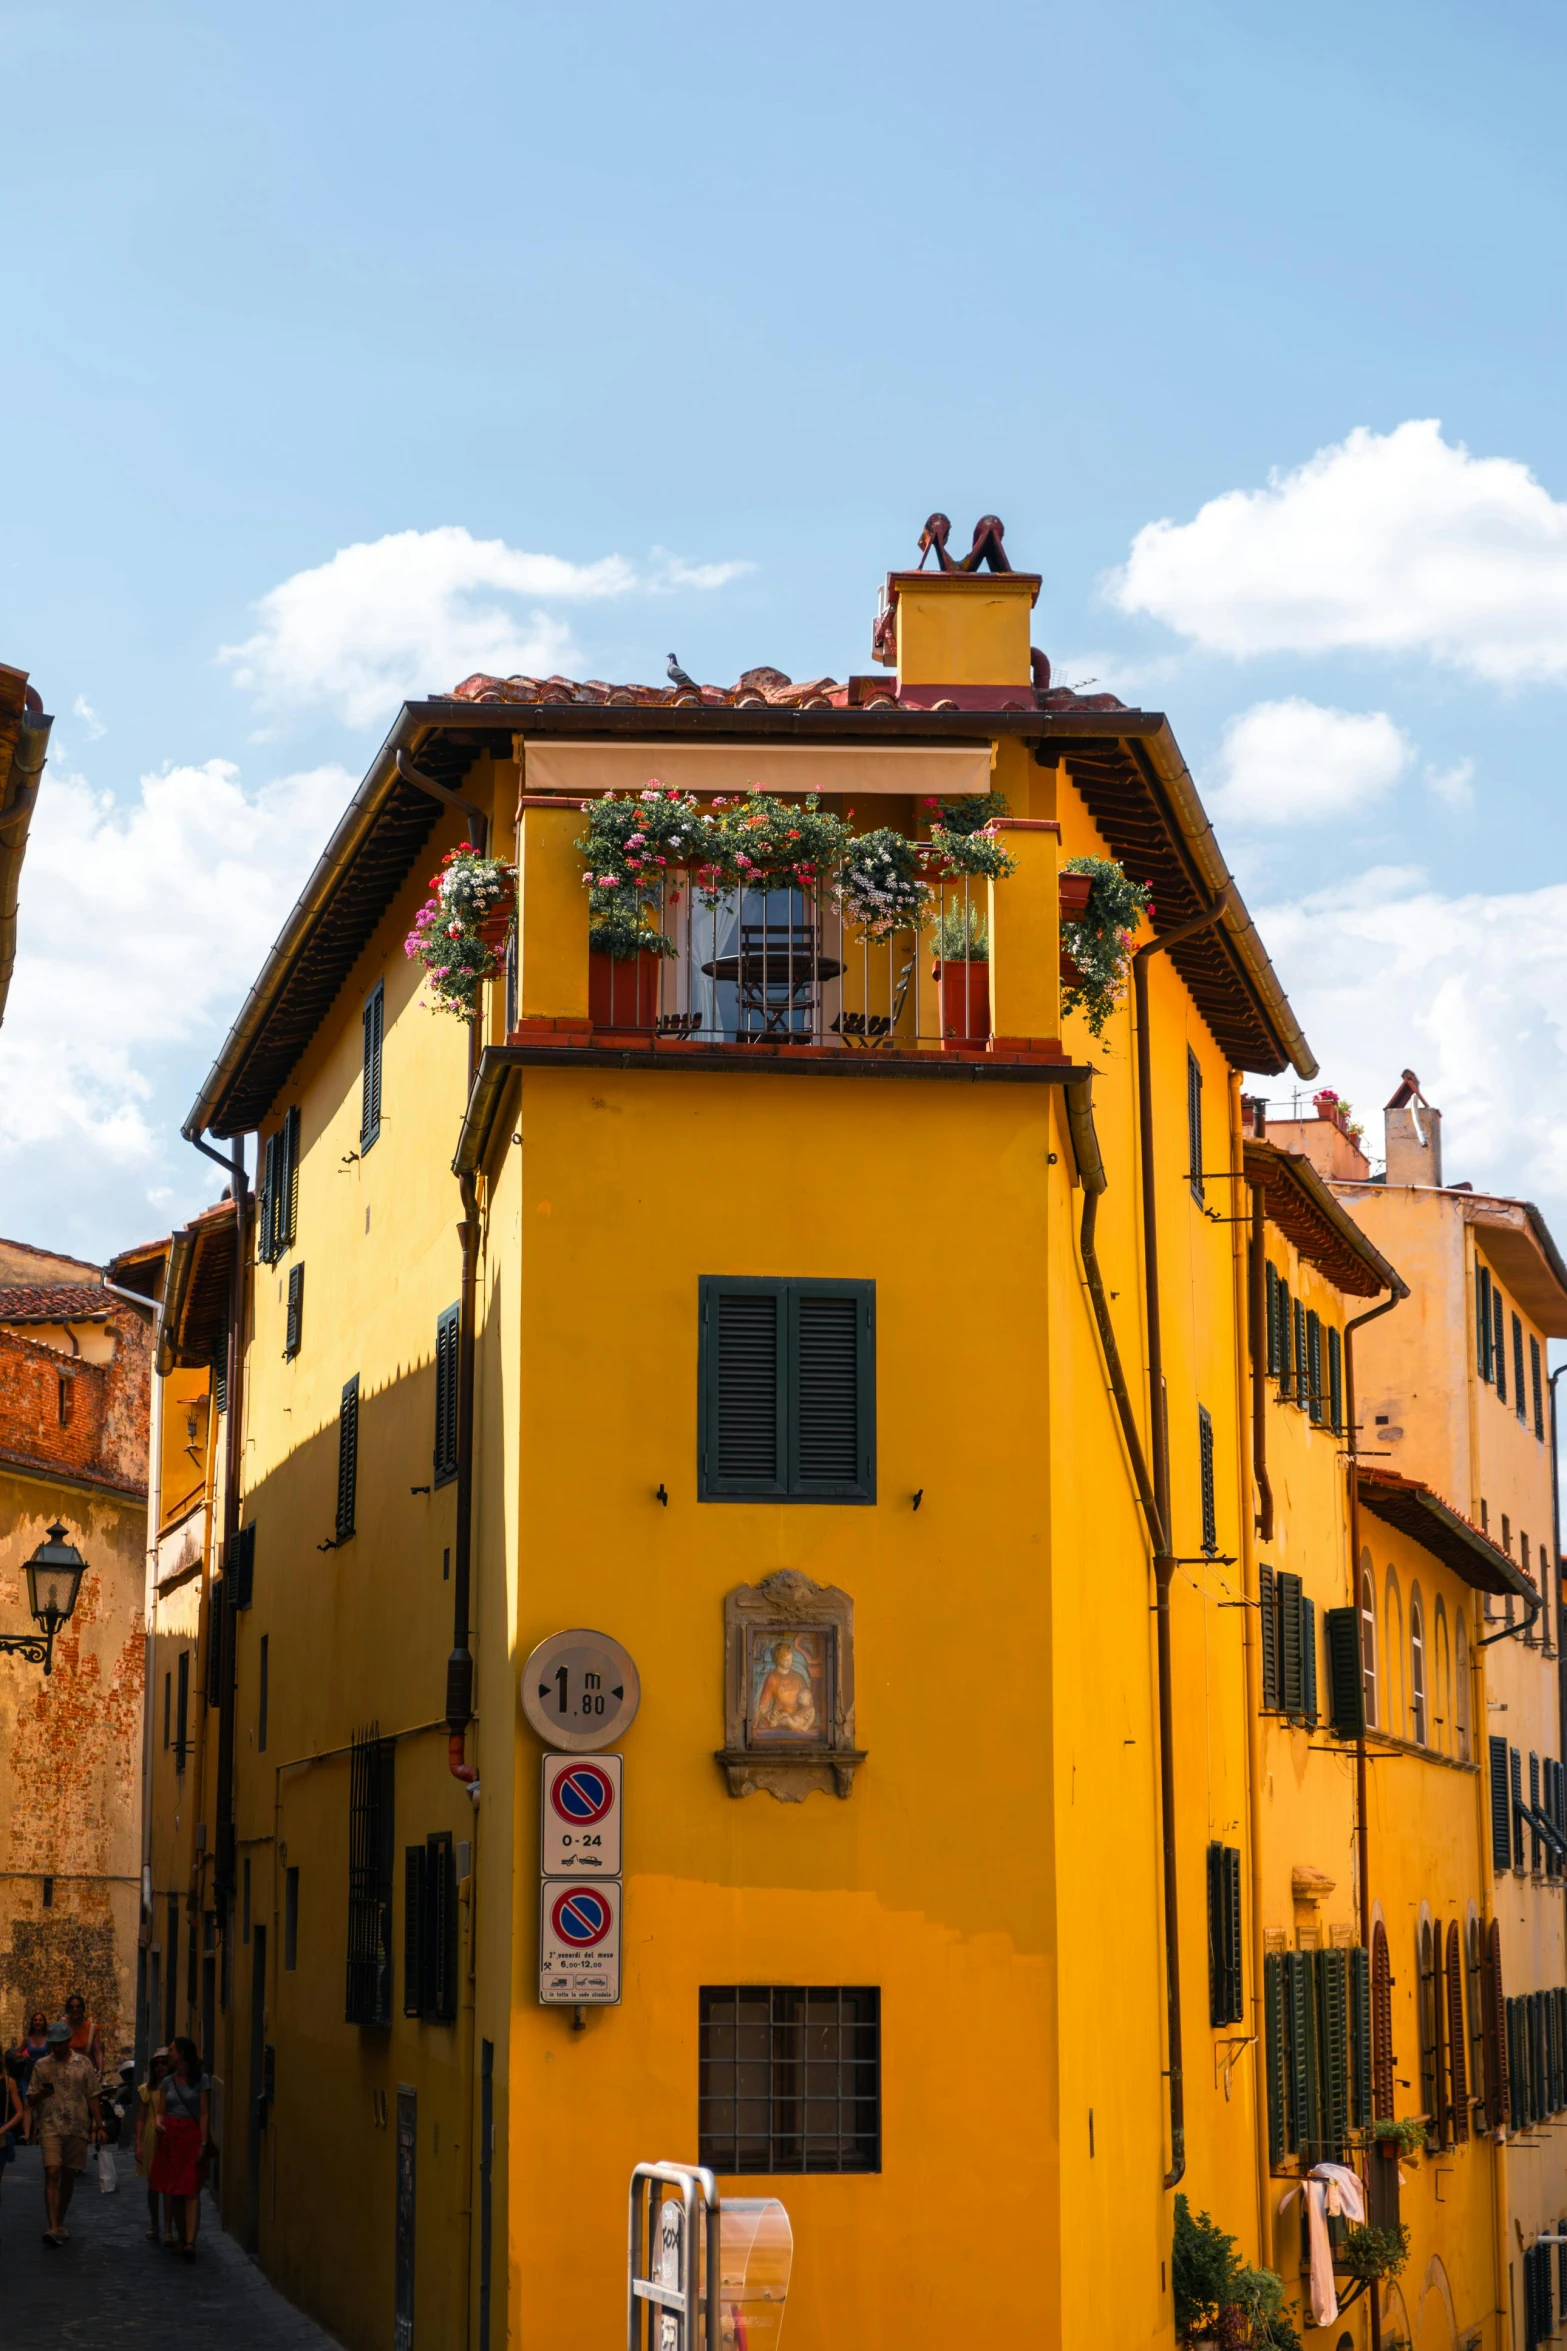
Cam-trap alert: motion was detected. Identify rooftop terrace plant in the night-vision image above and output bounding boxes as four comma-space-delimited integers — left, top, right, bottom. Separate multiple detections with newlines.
404, 846, 517, 1016
1059, 853, 1153, 1036
574, 785, 705, 959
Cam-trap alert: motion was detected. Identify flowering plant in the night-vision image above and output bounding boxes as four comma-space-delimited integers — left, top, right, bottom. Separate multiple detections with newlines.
926, 822, 1018, 883
923, 790, 1010, 839
1313, 1088, 1364, 1145
1059, 854, 1153, 1036
837, 827, 932, 940
700, 791, 851, 901
574, 786, 707, 960
404, 847, 517, 1017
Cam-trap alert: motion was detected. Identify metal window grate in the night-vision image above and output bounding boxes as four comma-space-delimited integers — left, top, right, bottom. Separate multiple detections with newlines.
346, 1724, 395, 2026
698, 1986, 880, 2174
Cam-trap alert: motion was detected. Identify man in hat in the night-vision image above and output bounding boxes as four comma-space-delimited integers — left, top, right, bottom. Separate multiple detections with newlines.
28, 2017, 104, 2245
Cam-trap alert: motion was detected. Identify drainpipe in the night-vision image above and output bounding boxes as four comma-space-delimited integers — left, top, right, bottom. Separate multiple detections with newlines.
1343, 1288, 1404, 1952
1553, 1367, 1566, 1942
1248, 1179, 1274, 1543
1063, 1077, 1165, 1556
446, 1166, 480, 1793
135, 1327, 163, 2081
216, 1138, 248, 1904
1131, 888, 1230, 2190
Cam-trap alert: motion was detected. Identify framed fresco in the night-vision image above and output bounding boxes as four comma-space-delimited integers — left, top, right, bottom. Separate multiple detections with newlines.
717, 1571, 864, 1800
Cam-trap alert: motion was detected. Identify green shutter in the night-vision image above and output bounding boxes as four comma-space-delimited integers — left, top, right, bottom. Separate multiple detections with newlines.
1327, 1325, 1343, 1434
1491, 1736, 1514, 1870
1287, 1950, 1319, 2157
1265, 1953, 1288, 2163
1494, 1290, 1506, 1402
403, 1846, 426, 2017
1514, 1314, 1527, 1425
361, 981, 384, 1152
1317, 1948, 1350, 2158
1349, 1945, 1373, 2127
426, 1830, 457, 2023
1198, 1404, 1217, 1556
1302, 1597, 1318, 1727
258, 1130, 279, 1266
789, 1284, 876, 1502
336, 1374, 359, 1542
1477, 1263, 1492, 1381
1325, 1607, 1365, 1738
229, 1523, 256, 1610
285, 1263, 304, 1360
1266, 1263, 1281, 1376
700, 1278, 874, 1503
699, 1280, 786, 1498
1259, 1564, 1279, 1710
1293, 1301, 1308, 1411
1512, 1746, 1525, 1870
1306, 1310, 1323, 1423
434, 1304, 460, 1485
1279, 1281, 1294, 1398
1532, 1337, 1545, 1440
1278, 1572, 1305, 1716
1187, 1051, 1204, 1202
280, 1104, 301, 1252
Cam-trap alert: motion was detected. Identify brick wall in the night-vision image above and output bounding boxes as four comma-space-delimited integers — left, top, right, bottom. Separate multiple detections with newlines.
0, 1309, 150, 1494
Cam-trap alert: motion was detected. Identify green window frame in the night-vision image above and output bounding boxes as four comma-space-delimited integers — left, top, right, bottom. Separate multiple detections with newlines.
698, 1277, 875, 1503
1187, 1051, 1204, 1203
361, 982, 384, 1154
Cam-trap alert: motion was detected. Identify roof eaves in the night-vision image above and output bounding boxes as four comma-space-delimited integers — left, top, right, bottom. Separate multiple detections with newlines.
1357, 1469, 1536, 1601
1245, 1141, 1407, 1300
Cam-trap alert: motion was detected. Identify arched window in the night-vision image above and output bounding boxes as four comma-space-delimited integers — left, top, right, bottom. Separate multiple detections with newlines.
1432, 1596, 1451, 1756
1410, 1586, 1427, 1746
1455, 1612, 1471, 1762
1360, 1553, 1378, 1727
1385, 1570, 1405, 1739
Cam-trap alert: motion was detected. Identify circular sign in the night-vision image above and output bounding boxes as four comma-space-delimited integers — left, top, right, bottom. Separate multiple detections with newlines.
520, 1628, 641, 1752
551, 1885, 613, 1949
551, 1762, 616, 1826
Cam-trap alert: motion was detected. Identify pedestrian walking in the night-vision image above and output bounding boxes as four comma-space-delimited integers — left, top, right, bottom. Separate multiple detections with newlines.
28, 2017, 104, 2245
61, 1990, 105, 2079
7, 2011, 49, 2142
149, 2037, 208, 2258
136, 2046, 172, 2243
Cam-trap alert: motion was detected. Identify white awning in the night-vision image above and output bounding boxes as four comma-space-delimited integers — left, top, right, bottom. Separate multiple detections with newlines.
519, 739, 997, 800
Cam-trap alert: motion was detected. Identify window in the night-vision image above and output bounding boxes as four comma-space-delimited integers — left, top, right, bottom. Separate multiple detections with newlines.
1514, 1314, 1527, 1424
284, 1867, 300, 1971
1259, 1567, 1317, 1724
698, 1986, 880, 2174
1198, 1405, 1217, 1556
163, 1670, 171, 1751
57, 1373, 73, 1428
1491, 1736, 1516, 1871
360, 982, 384, 1153
1262, 1946, 1371, 2165
1327, 1326, 1343, 1436
1503, 1513, 1512, 1557
285, 1263, 304, 1359
1477, 1262, 1493, 1381
1532, 1336, 1545, 1441
1512, 1746, 1526, 1873
434, 1305, 460, 1487
1325, 1605, 1364, 1739
1385, 1572, 1405, 1737
1417, 1920, 1439, 2135
1187, 1052, 1204, 1202
1494, 1289, 1507, 1402
175, 1649, 190, 1771
1530, 1754, 1544, 1875
1305, 1310, 1323, 1423
1432, 1596, 1450, 1755
1371, 1921, 1394, 2124
504, 924, 518, 1039
258, 1633, 269, 1755
1445, 1919, 1470, 2146
259, 1106, 301, 1265
1266, 1263, 1282, 1376
1409, 1590, 1427, 1746
1360, 1562, 1379, 1728
697, 1279, 875, 1503
345, 1726, 395, 2026
336, 1375, 360, 1542
1455, 1611, 1470, 1761
229, 1521, 255, 1609
403, 1831, 457, 2023
1277, 1278, 1295, 1399
1207, 1843, 1243, 2025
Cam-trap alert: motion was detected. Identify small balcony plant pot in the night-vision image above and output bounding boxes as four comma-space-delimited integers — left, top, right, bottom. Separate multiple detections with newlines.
1059, 871, 1094, 918
1060, 948, 1087, 993
472, 879, 517, 949
589, 945, 662, 1032
932, 958, 990, 1049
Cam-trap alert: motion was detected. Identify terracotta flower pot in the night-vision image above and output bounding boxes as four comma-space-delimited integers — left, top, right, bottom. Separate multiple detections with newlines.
472, 879, 517, 949
1059, 872, 1094, 917
1060, 949, 1086, 992
589, 946, 662, 1031
932, 958, 990, 1048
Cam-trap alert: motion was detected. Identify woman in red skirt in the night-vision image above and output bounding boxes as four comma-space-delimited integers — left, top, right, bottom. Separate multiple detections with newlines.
149, 2037, 208, 2256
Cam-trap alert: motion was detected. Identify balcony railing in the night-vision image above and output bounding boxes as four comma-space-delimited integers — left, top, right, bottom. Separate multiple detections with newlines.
514, 801, 1064, 1059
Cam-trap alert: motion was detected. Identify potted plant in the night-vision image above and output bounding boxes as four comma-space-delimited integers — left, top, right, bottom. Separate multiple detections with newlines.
836, 825, 932, 940
929, 900, 990, 1047
703, 790, 850, 901
1338, 2223, 1411, 2290
1173, 2198, 1300, 2350
1370, 2116, 1427, 2163
404, 846, 518, 1018
575, 787, 707, 1028
1058, 854, 1153, 1035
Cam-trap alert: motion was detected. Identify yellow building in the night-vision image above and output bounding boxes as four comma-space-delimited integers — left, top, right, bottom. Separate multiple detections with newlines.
134, 520, 1537, 2349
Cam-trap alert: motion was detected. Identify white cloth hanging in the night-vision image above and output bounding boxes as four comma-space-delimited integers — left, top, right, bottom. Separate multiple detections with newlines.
1279, 2161, 1367, 2328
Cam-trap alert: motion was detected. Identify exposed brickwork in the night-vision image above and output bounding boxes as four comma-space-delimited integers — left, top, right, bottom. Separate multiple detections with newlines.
0, 1305, 150, 1493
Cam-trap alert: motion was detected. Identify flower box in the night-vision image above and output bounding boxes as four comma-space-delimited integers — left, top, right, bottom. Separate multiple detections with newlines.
589, 946, 662, 1032
932, 958, 990, 1048
1059, 872, 1094, 918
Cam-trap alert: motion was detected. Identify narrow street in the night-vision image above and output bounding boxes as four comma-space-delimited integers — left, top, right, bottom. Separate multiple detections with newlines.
1, 2143, 341, 2350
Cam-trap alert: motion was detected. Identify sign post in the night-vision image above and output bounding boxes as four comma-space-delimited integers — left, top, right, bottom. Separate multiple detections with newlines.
522, 1629, 638, 2009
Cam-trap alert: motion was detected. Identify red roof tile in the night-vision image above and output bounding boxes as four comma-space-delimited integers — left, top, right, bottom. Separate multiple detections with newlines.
0, 1284, 114, 1323
447, 667, 1126, 715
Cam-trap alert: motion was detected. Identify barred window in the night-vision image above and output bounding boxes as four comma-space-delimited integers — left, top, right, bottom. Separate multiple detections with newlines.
698, 1986, 879, 2174
346, 1725, 395, 2026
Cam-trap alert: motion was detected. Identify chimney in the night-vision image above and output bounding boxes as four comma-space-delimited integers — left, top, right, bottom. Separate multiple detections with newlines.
874, 513, 1041, 710
1383, 1069, 1443, 1187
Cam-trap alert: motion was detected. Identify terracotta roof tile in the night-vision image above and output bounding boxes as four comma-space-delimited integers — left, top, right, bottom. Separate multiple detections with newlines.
447, 668, 1126, 716
0, 1283, 113, 1323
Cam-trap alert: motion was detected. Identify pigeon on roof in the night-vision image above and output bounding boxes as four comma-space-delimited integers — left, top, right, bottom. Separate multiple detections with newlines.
666, 654, 699, 691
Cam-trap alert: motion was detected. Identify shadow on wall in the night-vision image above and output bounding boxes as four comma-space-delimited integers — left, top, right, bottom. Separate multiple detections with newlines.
0, 1914, 118, 2037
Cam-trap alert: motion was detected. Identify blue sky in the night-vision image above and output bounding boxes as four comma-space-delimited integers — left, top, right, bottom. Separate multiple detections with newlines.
4, 0, 1567, 1256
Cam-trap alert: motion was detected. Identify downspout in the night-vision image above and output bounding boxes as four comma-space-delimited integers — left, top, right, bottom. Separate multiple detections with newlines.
447, 1170, 480, 1791
1233, 1084, 1271, 2261
1131, 888, 1230, 2191
1063, 1077, 1165, 1554
135, 1331, 163, 2081
1553, 1367, 1566, 1947
1343, 1288, 1404, 1952
207, 1136, 249, 1909
1248, 1179, 1274, 1542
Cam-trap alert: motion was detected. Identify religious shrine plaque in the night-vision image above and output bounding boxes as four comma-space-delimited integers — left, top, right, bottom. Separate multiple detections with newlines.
520, 1628, 641, 1753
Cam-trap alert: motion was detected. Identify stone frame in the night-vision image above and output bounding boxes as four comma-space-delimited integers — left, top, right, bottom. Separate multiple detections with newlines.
716, 1570, 864, 1800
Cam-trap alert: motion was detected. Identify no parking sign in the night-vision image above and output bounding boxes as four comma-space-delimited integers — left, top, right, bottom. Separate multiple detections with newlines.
539, 1878, 621, 2005
542, 1752, 623, 1874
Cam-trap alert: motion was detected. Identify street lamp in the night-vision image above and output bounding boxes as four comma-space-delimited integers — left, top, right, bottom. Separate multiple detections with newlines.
0, 1523, 87, 1675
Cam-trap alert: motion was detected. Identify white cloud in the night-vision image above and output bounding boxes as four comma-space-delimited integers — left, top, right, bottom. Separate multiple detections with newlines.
0, 753, 351, 1246
72, 694, 106, 740
1424, 757, 1475, 811
221, 525, 751, 727
1208, 698, 1412, 827
1109, 420, 1567, 683
1254, 868, 1567, 1221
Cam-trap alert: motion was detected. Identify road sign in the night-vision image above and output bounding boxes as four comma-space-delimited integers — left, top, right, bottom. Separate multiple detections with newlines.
521, 1628, 641, 1752
540, 1877, 621, 2004
543, 1751, 623, 1874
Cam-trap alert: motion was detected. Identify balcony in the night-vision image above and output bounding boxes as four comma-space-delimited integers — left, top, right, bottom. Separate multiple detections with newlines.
510, 796, 1068, 1064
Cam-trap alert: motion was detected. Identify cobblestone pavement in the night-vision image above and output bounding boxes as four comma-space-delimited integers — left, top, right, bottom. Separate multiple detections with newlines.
1, 2141, 343, 2348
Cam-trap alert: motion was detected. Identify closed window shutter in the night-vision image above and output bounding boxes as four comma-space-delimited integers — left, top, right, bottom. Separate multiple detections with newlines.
1206, 1843, 1243, 2026
205, 1577, 227, 1706
1327, 1325, 1343, 1434
1371, 1920, 1395, 2120
1477, 1264, 1492, 1381
1293, 1302, 1308, 1410
1301, 1596, 1318, 1728
403, 1846, 426, 2017
1187, 1051, 1204, 1202
425, 1830, 457, 2022
258, 1132, 279, 1266
361, 982, 384, 1152
1306, 1310, 1323, 1423
281, 1104, 301, 1251
1325, 1606, 1364, 1738
1491, 1736, 1514, 1871
336, 1375, 360, 1542
1349, 1944, 1373, 2128
1266, 1263, 1281, 1376
1514, 1314, 1527, 1423
1264, 1952, 1288, 2163
1468, 1918, 1487, 2122
1259, 1564, 1279, 1709
1532, 1337, 1545, 1440
1446, 1919, 1469, 2142
285, 1263, 304, 1360
229, 1522, 256, 1610
702, 1285, 785, 1496
1287, 1950, 1320, 2158
699, 1279, 874, 1503
1531, 1753, 1543, 1873
1316, 1948, 1350, 2158
792, 1290, 870, 1496
1484, 1919, 1509, 2133
1278, 1571, 1305, 1715
1432, 1921, 1452, 2148
1198, 1405, 1217, 1557
1494, 1290, 1507, 1401
1512, 1746, 1525, 1869
434, 1305, 460, 1485
1279, 1281, 1294, 1399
